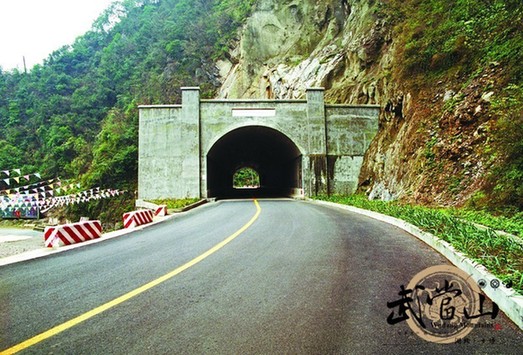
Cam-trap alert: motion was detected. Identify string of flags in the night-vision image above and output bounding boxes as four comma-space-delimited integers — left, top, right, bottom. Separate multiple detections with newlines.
1, 169, 25, 176
1, 172, 42, 186
39, 188, 127, 213
0, 170, 127, 217
1, 169, 46, 219
1, 187, 127, 215
0, 179, 74, 195
1, 180, 83, 196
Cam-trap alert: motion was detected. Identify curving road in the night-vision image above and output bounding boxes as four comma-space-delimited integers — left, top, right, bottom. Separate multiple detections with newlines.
0, 199, 521, 354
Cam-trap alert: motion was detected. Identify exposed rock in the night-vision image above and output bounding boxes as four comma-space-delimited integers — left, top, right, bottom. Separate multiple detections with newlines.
368, 181, 399, 201
481, 91, 494, 102
474, 105, 482, 115
444, 90, 455, 102
216, 59, 233, 81
216, 0, 505, 207
218, 0, 384, 100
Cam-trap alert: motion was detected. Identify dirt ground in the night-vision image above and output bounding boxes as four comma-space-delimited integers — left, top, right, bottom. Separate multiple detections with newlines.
0, 228, 44, 259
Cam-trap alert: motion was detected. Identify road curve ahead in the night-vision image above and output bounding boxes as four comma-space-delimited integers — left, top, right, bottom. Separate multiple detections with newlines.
0, 199, 521, 354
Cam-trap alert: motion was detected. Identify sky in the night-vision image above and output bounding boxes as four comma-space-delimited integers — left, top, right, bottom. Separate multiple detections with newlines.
0, 0, 115, 71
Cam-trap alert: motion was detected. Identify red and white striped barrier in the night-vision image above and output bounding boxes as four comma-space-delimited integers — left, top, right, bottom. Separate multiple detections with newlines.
44, 220, 102, 248
155, 205, 167, 217
123, 210, 154, 228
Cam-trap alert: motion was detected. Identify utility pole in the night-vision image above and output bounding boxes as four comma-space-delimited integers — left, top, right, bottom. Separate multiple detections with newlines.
23, 56, 27, 74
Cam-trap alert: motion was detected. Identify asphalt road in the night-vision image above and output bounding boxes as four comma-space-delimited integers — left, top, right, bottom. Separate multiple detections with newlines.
0, 199, 521, 354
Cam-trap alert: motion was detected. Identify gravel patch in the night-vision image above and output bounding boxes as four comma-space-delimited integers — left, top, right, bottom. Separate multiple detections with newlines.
0, 228, 44, 259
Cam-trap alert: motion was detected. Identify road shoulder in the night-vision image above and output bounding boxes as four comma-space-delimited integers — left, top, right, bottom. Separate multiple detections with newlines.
308, 198, 523, 331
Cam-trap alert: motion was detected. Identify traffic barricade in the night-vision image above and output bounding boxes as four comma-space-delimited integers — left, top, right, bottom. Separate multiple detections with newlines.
155, 205, 168, 217
123, 210, 154, 228
44, 220, 102, 248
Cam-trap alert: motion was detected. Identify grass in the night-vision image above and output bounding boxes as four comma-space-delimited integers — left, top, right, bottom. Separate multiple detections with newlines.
0, 219, 35, 229
386, 0, 523, 81
447, 208, 523, 237
149, 198, 201, 211
315, 194, 523, 295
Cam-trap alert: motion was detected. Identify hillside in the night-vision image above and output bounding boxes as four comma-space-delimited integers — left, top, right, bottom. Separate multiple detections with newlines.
0, 0, 255, 191
217, 0, 522, 214
0, 0, 521, 216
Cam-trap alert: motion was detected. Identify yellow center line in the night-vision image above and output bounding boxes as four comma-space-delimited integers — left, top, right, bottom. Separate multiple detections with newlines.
1, 199, 261, 355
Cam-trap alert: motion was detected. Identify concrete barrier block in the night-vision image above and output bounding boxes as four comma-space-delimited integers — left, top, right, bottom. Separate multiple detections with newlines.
123, 210, 154, 229
155, 205, 168, 217
44, 220, 102, 248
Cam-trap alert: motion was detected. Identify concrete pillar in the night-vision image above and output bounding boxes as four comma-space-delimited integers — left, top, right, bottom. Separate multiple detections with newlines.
306, 87, 328, 196
181, 87, 201, 198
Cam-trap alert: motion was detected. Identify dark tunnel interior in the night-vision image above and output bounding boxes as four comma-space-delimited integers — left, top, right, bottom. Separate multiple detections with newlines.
206, 126, 303, 199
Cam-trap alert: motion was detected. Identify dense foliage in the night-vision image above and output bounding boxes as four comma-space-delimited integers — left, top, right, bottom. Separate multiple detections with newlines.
385, 0, 523, 80
233, 167, 260, 188
0, 0, 255, 191
316, 194, 523, 295
383, 0, 523, 212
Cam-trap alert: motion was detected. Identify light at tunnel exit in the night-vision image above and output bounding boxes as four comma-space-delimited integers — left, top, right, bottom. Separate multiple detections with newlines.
233, 167, 261, 189
207, 126, 302, 198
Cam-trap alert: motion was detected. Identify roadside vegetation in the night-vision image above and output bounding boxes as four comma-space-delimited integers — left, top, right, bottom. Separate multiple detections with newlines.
51, 193, 136, 231
149, 198, 201, 211
0, 219, 33, 229
315, 194, 523, 295
449, 208, 523, 237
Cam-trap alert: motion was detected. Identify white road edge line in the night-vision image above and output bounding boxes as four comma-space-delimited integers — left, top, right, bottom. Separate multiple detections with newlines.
309, 198, 523, 331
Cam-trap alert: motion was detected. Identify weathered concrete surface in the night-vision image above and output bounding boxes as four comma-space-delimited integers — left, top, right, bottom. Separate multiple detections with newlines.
138, 87, 379, 200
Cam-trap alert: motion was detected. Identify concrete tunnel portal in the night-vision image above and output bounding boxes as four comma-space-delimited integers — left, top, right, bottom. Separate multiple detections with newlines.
138, 87, 380, 200
206, 126, 303, 198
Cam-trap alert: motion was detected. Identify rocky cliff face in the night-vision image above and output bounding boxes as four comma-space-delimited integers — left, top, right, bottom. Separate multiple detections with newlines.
219, 0, 392, 103
216, 0, 511, 207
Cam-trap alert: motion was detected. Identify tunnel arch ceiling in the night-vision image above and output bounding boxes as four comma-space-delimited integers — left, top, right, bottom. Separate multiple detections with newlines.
137, 87, 379, 200
206, 126, 303, 198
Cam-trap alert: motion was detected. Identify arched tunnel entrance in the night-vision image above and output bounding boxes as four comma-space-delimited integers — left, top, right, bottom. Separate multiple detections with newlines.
206, 126, 303, 198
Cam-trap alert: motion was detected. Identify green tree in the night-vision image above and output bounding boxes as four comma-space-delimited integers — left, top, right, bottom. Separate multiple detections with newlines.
0, 0, 257, 190
233, 167, 260, 188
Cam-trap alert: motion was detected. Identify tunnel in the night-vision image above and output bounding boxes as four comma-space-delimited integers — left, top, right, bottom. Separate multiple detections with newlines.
206, 126, 303, 199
